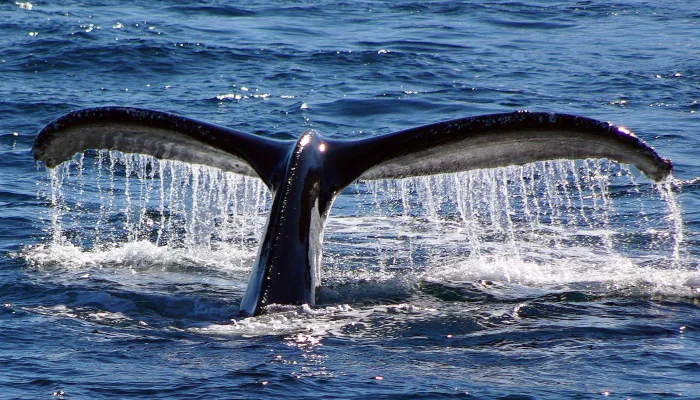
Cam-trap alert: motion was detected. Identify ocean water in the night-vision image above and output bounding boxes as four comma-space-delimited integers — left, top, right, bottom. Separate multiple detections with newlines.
1, 1, 699, 399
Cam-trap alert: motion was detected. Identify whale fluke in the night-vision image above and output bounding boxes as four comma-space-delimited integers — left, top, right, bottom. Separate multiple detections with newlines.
33, 107, 673, 316
33, 107, 288, 188
327, 111, 672, 187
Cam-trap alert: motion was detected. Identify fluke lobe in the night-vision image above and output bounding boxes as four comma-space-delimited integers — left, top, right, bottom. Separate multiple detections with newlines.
33, 107, 673, 316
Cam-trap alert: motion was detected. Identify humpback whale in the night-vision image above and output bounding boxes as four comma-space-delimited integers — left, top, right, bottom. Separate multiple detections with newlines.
33, 107, 672, 316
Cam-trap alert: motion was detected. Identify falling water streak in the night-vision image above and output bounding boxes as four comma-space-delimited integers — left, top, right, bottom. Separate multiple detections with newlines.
526, 164, 542, 230
369, 180, 383, 218
489, 169, 503, 231
569, 160, 591, 226
542, 162, 561, 229
242, 177, 253, 235
518, 167, 532, 230
454, 174, 481, 257
75, 153, 85, 219
157, 162, 166, 246
594, 160, 614, 251
94, 151, 105, 247
106, 154, 117, 244
41, 155, 683, 275
166, 161, 179, 246
254, 178, 267, 237
359, 159, 682, 267
554, 161, 574, 224
180, 163, 193, 244
48, 167, 64, 244
658, 179, 685, 267
123, 156, 133, 241
499, 168, 519, 258
624, 165, 651, 226
421, 176, 438, 221
582, 160, 598, 213
142, 156, 156, 238
226, 173, 240, 239
400, 179, 410, 217
43, 151, 271, 254
134, 156, 146, 238
188, 165, 201, 249
58, 160, 74, 237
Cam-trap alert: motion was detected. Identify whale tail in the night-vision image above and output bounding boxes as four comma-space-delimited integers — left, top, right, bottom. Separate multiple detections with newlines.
34, 107, 672, 187
325, 111, 672, 187
33, 107, 673, 316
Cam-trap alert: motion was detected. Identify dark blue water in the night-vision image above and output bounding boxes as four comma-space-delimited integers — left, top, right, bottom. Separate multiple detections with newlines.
2, 1, 699, 399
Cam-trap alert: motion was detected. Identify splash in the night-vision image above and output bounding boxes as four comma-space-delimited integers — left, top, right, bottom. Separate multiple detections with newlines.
346, 159, 693, 297
30, 151, 692, 299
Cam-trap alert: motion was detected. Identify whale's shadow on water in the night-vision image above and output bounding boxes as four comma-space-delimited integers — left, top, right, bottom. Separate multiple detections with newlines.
32, 106, 676, 317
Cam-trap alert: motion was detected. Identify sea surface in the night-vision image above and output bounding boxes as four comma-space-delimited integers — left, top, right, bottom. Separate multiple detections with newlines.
1, 1, 699, 399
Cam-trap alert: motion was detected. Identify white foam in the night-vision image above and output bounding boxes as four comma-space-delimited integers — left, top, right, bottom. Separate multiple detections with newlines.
427, 254, 700, 298
23, 240, 255, 273
193, 304, 354, 337
192, 302, 437, 338
25, 304, 132, 323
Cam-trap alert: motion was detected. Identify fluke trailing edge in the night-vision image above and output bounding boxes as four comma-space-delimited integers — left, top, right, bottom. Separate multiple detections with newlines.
33, 107, 673, 316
